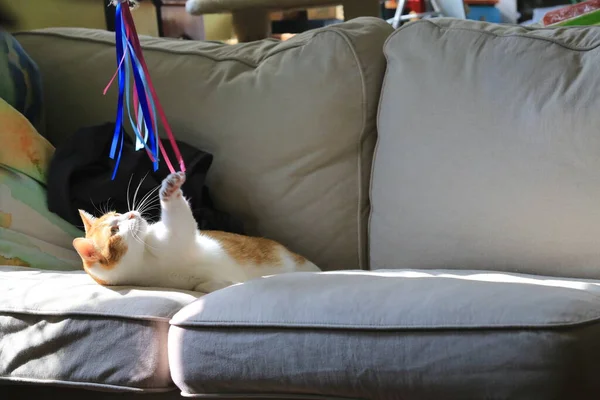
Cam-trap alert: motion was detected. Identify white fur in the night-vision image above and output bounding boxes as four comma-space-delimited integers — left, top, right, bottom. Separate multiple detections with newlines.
85, 186, 320, 292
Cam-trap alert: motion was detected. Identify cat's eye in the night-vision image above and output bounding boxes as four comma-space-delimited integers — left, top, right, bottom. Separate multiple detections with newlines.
111, 226, 119, 235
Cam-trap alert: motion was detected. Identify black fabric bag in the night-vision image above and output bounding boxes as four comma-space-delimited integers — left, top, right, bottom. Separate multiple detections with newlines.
47, 122, 244, 234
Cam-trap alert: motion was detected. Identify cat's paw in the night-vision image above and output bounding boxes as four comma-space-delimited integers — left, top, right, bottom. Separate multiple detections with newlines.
160, 172, 186, 201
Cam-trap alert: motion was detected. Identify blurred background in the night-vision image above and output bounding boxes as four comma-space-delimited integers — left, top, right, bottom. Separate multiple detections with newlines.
0, 0, 233, 41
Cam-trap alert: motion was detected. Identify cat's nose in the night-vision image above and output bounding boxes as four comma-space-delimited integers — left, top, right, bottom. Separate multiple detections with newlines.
128, 213, 136, 220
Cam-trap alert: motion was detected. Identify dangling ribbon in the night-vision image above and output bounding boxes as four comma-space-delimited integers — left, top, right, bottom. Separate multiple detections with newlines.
103, 0, 185, 179
121, 4, 183, 173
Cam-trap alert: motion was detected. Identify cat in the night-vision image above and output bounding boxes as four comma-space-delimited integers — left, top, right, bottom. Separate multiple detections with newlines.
72, 172, 321, 293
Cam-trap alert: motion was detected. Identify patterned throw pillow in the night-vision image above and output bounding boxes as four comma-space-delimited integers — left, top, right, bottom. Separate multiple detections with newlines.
0, 30, 44, 135
0, 97, 83, 270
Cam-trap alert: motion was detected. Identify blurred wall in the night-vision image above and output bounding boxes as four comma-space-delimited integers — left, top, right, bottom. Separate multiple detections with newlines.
5, 0, 106, 31
4, 0, 233, 41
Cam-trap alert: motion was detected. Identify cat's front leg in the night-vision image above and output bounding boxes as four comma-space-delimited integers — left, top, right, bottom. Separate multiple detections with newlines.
160, 172, 196, 235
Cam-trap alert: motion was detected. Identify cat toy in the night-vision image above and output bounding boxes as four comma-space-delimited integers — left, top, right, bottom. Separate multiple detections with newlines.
104, 0, 185, 179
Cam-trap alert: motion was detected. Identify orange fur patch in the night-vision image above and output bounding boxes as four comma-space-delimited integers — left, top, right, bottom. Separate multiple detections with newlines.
80, 211, 128, 270
203, 231, 285, 266
291, 251, 307, 265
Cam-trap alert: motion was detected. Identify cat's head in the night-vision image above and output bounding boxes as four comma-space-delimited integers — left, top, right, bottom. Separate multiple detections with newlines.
73, 209, 147, 285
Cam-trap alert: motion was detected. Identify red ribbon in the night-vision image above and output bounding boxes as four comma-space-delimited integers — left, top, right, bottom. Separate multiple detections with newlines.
103, 3, 185, 174
121, 5, 185, 173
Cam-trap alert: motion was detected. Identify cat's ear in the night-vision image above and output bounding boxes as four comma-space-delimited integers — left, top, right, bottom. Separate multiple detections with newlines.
73, 238, 99, 263
78, 210, 96, 233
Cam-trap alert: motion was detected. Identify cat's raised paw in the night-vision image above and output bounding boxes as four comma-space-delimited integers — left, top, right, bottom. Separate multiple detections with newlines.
160, 172, 186, 201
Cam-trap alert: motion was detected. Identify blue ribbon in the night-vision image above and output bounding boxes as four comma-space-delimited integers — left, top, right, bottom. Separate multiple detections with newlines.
109, 2, 125, 180
126, 38, 159, 156
125, 38, 159, 171
125, 39, 160, 168
122, 18, 154, 157
135, 104, 147, 150
124, 45, 143, 149
109, 2, 162, 178
111, 126, 125, 181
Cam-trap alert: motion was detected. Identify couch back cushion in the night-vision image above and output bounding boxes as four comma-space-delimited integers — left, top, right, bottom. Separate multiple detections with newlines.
371, 19, 600, 279
15, 18, 392, 271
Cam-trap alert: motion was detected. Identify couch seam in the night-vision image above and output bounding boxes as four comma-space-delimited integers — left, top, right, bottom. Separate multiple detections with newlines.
0, 308, 176, 322
14, 24, 363, 69
0, 376, 176, 392
169, 314, 600, 330
179, 391, 356, 399
321, 30, 366, 270
368, 37, 393, 272
387, 19, 600, 52
12, 31, 279, 68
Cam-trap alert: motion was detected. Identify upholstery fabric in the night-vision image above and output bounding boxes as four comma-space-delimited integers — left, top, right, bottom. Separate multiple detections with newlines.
169, 269, 600, 399
0, 267, 200, 391
15, 18, 392, 271
0, 98, 82, 270
0, 30, 44, 134
372, 19, 600, 279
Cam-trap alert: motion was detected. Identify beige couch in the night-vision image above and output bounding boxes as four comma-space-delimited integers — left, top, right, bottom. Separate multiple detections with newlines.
3, 17, 600, 400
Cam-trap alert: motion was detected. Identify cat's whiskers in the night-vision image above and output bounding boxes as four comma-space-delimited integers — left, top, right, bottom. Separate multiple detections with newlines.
140, 209, 160, 225
90, 198, 102, 217
139, 204, 160, 223
133, 181, 159, 211
140, 205, 160, 217
135, 185, 160, 215
131, 172, 150, 211
101, 198, 113, 215
130, 225, 159, 252
138, 194, 159, 213
137, 186, 159, 211
126, 174, 134, 212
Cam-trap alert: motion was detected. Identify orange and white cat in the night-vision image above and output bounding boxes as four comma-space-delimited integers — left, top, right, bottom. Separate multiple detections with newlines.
73, 172, 320, 292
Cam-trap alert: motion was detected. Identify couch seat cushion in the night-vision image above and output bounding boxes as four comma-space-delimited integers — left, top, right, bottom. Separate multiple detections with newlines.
0, 267, 200, 392
169, 269, 600, 399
